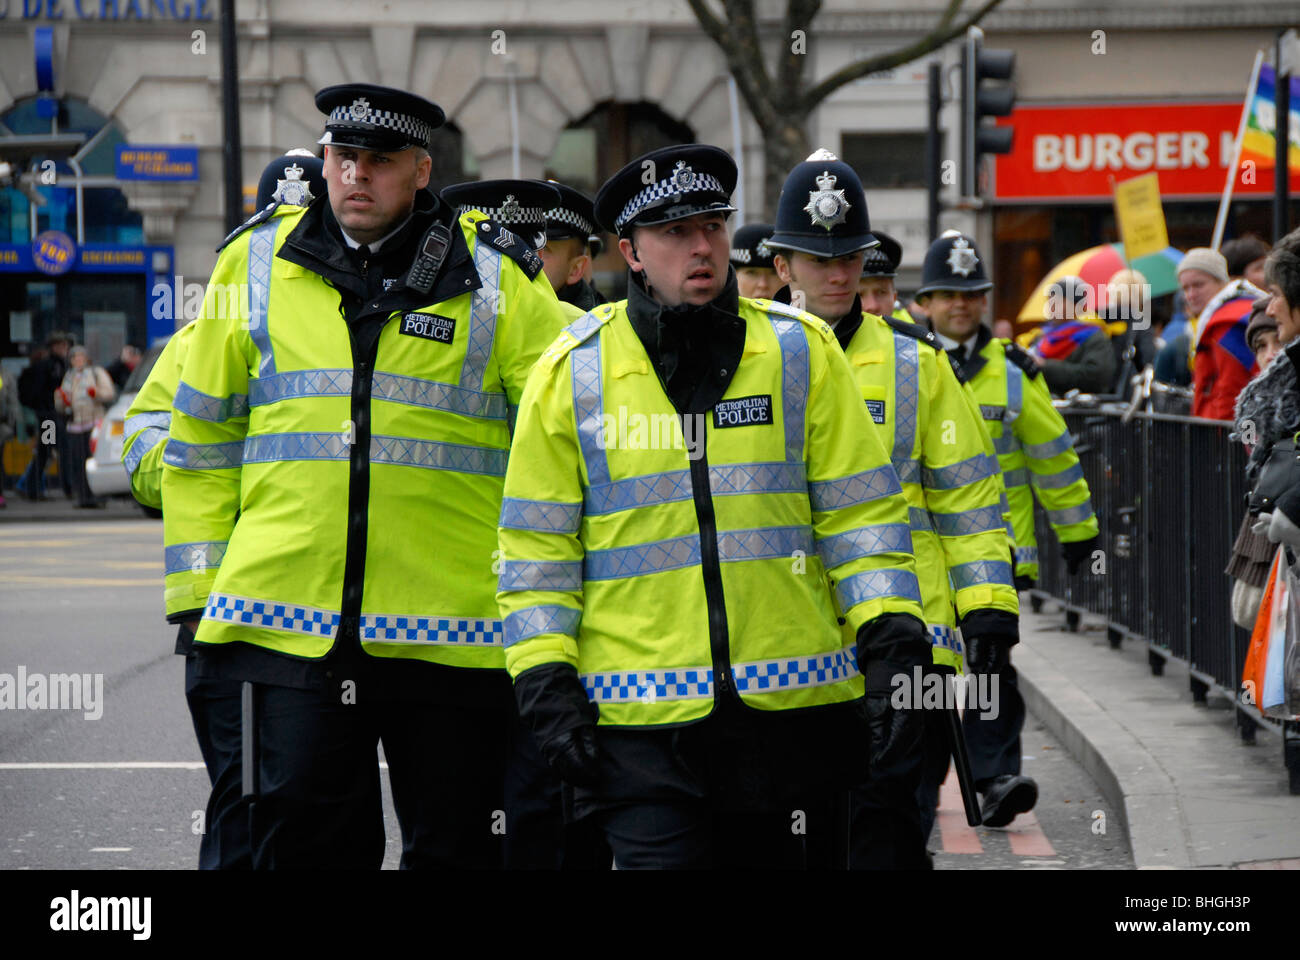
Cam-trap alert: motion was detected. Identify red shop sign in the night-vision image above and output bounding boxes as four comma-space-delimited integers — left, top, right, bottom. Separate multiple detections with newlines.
992, 101, 1300, 201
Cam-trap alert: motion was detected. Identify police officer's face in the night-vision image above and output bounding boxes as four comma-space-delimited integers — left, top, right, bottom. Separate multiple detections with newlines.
619, 213, 730, 306
858, 277, 896, 318
925, 290, 987, 340
736, 267, 778, 300
323, 145, 431, 243
774, 251, 865, 323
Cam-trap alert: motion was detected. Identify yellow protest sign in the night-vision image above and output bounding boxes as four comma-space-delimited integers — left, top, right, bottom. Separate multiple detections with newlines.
1113, 172, 1169, 262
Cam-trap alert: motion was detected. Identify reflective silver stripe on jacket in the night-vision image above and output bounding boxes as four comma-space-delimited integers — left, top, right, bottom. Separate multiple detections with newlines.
498, 560, 584, 592
246, 220, 279, 377
1003, 467, 1028, 487
500, 498, 582, 534
769, 317, 810, 463
124, 411, 171, 437
586, 461, 807, 517
894, 458, 921, 485
909, 507, 933, 533
460, 236, 502, 393
164, 541, 228, 575
125, 427, 166, 476
835, 568, 922, 610
503, 605, 582, 648
174, 381, 249, 422
248, 368, 351, 406
571, 335, 610, 486
808, 465, 902, 511
1024, 430, 1074, 460
1046, 503, 1094, 526
164, 439, 244, 470
949, 559, 1014, 590
1004, 357, 1022, 426
891, 333, 919, 463
923, 453, 998, 490
1030, 462, 1085, 490
930, 504, 1005, 537
816, 523, 912, 568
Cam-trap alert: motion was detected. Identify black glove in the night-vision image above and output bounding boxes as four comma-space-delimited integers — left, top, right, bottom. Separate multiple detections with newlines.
857, 614, 930, 771
1014, 574, 1036, 591
513, 663, 601, 788
960, 609, 1019, 675
1061, 536, 1098, 576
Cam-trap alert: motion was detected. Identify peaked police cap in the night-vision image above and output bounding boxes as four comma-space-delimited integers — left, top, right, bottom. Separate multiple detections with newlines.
315, 83, 445, 153
594, 144, 737, 236
766, 149, 877, 259
730, 222, 777, 270
441, 179, 561, 251
916, 230, 993, 295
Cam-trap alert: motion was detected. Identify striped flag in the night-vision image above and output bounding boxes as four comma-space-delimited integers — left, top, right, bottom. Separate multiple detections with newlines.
1240, 63, 1300, 170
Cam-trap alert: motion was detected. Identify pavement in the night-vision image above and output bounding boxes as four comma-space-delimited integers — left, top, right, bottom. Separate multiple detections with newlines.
0, 491, 145, 523
1016, 600, 1300, 870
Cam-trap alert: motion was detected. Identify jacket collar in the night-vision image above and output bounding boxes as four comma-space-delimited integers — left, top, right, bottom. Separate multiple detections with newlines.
277, 191, 479, 307
926, 318, 992, 383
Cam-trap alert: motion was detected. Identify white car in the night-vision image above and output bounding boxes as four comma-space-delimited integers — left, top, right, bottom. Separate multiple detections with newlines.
86, 344, 165, 507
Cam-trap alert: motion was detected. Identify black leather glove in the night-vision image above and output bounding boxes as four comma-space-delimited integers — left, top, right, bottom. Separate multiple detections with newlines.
513, 663, 601, 788
857, 614, 930, 771
964, 634, 1011, 674
1061, 536, 1098, 576
960, 609, 1019, 675
1014, 574, 1036, 591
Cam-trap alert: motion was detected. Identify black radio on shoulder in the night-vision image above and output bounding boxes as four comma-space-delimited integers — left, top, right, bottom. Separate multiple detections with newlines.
407, 223, 452, 294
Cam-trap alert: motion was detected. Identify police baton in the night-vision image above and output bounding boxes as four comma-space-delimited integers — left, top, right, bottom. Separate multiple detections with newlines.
241, 681, 259, 800
940, 671, 983, 826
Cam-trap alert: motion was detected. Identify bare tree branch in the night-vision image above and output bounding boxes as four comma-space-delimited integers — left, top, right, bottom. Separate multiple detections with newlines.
799, 0, 1005, 110
775, 0, 822, 104
686, 0, 777, 128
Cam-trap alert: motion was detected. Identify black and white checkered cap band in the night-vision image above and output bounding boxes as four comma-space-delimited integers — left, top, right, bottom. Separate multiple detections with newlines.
616, 171, 727, 231
546, 205, 594, 237
327, 105, 432, 145
455, 203, 546, 226
731, 248, 753, 264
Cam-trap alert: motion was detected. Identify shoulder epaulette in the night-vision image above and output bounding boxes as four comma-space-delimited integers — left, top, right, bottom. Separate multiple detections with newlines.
755, 299, 835, 342
882, 313, 942, 351
215, 202, 284, 254
470, 218, 543, 281
539, 303, 617, 367
1003, 340, 1042, 379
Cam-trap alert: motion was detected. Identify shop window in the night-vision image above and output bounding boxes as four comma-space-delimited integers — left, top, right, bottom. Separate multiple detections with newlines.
840, 132, 932, 190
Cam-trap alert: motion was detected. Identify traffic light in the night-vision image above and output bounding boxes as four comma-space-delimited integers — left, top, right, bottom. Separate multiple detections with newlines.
961, 26, 1016, 197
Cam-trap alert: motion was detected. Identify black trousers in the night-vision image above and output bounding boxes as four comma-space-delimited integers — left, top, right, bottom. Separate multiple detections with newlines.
850, 708, 949, 869
65, 429, 94, 505
599, 801, 820, 869
961, 662, 1025, 791
184, 653, 251, 870
246, 682, 511, 869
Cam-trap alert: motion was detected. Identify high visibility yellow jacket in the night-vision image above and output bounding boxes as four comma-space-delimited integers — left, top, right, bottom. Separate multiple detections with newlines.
161, 202, 568, 671
122, 322, 196, 510
836, 311, 1018, 669
951, 327, 1098, 581
497, 295, 926, 727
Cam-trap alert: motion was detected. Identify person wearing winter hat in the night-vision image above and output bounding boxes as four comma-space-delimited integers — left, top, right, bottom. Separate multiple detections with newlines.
1180, 246, 1265, 419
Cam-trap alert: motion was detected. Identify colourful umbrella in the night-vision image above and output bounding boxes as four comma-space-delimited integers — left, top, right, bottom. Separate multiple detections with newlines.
1017, 244, 1183, 322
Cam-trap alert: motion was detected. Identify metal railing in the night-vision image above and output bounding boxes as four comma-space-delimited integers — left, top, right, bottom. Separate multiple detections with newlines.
1024, 395, 1300, 792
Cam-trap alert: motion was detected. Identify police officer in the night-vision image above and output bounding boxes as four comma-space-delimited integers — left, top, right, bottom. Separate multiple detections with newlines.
729, 222, 779, 299
120, 150, 327, 870
540, 180, 607, 315
919, 230, 1099, 827
856, 230, 910, 321
767, 151, 1018, 866
160, 84, 569, 869
496, 143, 929, 868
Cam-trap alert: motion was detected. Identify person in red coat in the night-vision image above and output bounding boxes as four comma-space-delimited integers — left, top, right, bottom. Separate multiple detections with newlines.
1183, 247, 1266, 420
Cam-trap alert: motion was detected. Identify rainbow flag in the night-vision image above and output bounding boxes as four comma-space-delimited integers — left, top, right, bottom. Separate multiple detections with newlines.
1241, 63, 1300, 169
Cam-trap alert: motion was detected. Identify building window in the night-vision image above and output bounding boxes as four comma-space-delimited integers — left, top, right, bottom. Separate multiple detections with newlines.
840, 132, 932, 190
427, 122, 479, 194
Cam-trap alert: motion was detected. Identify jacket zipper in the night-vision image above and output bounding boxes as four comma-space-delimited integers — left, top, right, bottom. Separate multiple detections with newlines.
684, 414, 737, 706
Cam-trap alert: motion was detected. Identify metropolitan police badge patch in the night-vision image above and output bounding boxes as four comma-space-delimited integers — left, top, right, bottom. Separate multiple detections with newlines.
713, 395, 773, 428
865, 399, 886, 424
400, 312, 456, 344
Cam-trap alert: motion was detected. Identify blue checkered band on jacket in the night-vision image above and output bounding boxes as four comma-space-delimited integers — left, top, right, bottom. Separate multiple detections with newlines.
546, 205, 594, 237
815, 523, 911, 568
928, 623, 960, 653
808, 465, 902, 511
615, 169, 727, 231
923, 453, 998, 491
204, 592, 340, 638
1014, 546, 1038, 565
174, 381, 249, 423
327, 104, 433, 146
499, 497, 583, 534
503, 605, 582, 647
949, 559, 1014, 591
891, 333, 919, 463
498, 559, 584, 592
731, 646, 860, 693
1024, 430, 1075, 460
164, 540, 227, 576
359, 614, 502, 647
247, 221, 278, 378
768, 316, 809, 463
582, 666, 715, 703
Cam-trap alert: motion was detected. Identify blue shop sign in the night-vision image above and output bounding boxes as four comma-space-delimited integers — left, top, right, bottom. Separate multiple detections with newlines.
32, 230, 76, 275
115, 145, 199, 181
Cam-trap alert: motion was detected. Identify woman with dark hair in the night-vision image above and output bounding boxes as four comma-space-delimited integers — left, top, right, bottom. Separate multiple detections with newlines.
1234, 227, 1300, 554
